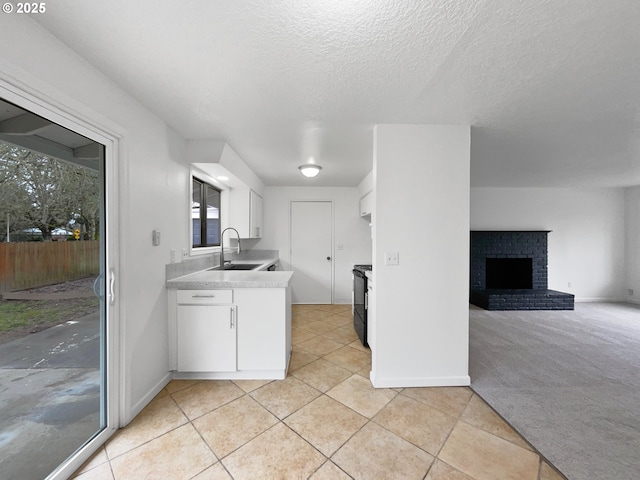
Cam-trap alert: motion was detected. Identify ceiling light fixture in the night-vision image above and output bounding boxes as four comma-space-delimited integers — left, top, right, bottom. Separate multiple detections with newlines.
298, 164, 322, 178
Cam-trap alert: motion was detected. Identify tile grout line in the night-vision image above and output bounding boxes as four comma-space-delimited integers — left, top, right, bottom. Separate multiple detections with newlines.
468, 388, 566, 478
104, 306, 513, 480
280, 312, 381, 477
184, 393, 227, 480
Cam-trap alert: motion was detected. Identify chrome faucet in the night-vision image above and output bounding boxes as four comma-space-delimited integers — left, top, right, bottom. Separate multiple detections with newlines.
220, 227, 241, 269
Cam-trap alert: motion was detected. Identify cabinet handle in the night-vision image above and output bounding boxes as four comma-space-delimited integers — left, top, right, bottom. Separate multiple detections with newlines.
192, 294, 215, 298
230, 307, 234, 328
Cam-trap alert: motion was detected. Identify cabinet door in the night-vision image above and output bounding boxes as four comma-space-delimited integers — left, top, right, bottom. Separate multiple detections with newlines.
228, 187, 251, 238
250, 190, 263, 238
235, 288, 286, 371
359, 191, 372, 217
177, 305, 237, 372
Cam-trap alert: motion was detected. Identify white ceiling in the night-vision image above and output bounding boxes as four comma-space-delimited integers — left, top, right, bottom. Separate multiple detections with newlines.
33, 0, 640, 187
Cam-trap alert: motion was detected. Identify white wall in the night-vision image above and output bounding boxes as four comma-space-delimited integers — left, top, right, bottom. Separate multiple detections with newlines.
358, 170, 373, 197
471, 188, 626, 301
372, 124, 470, 388
257, 186, 372, 304
0, 16, 189, 423
625, 186, 640, 304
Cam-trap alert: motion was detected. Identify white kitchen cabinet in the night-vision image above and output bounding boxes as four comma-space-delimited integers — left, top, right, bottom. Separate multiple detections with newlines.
177, 304, 237, 372
235, 287, 290, 372
168, 285, 292, 379
359, 191, 372, 217
249, 190, 263, 238
228, 187, 263, 238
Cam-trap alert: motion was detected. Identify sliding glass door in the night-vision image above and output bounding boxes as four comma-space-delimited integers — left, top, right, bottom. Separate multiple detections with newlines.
0, 92, 118, 479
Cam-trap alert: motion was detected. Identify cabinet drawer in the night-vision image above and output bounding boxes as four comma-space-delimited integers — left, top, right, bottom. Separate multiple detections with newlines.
177, 289, 233, 304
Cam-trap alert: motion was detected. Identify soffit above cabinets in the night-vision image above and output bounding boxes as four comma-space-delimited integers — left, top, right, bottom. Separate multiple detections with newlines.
187, 140, 265, 195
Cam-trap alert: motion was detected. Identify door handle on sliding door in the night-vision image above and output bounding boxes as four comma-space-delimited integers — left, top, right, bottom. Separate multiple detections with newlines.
108, 268, 116, 305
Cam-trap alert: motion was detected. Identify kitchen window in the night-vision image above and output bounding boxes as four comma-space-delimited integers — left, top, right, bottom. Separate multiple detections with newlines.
192, 177, 221, 248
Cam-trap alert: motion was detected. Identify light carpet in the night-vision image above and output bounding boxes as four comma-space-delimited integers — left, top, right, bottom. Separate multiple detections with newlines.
470, 302, 640, 480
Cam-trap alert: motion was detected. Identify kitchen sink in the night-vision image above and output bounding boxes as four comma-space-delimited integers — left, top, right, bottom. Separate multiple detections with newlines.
208, 263, 262, 271
225, 263, 262, 270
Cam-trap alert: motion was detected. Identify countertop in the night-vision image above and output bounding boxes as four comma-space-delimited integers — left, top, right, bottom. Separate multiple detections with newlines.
167, 269, 293, 289
166, 250, 293, 289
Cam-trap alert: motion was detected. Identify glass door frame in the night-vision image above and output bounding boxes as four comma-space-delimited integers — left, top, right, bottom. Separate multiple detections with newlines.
0, 79, 121, 479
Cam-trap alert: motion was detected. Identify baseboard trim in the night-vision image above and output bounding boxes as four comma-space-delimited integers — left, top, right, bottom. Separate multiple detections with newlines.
575, 297, 622, 303
370, 373, 471, 389
124, 372, 172, 426
172, 369, 287, 381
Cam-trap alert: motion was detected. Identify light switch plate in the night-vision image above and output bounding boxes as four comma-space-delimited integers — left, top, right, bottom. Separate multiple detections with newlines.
384, 251, 399, 266
152, 230, 161, 246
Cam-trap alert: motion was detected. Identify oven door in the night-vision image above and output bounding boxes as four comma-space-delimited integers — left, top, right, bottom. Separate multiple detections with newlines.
352, 269, 368, 347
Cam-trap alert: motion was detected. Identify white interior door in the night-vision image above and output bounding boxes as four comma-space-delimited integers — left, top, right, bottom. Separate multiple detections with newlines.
290, 201, 333, 304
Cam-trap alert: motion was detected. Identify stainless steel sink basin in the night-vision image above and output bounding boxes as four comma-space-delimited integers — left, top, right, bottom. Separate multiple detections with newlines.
208, 263, 262, 271
224, 263, 262, 270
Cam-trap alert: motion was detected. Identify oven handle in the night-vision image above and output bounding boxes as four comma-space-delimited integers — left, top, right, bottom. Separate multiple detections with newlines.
364, 291, 368, 310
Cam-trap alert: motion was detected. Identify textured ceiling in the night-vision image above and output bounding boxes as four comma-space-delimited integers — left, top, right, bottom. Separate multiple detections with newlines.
33, 0, 640, 187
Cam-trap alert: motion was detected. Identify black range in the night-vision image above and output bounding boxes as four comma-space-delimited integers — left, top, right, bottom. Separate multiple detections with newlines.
352, 264, 372, 348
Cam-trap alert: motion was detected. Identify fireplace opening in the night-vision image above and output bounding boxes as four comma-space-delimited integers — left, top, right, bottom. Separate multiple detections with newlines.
486, 258, 533, 289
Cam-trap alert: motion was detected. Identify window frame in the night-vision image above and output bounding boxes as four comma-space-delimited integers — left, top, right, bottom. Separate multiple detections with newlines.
191, 175, 222, 249
0, 75, 121, 480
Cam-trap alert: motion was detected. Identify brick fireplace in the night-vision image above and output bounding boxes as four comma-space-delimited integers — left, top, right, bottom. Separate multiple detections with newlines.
470, 231, 574, 310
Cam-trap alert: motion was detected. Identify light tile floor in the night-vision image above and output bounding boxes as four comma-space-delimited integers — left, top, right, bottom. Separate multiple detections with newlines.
73, 305, 566, 480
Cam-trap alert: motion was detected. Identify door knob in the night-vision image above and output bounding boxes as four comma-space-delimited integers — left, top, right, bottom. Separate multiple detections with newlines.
326, 256, 331, 261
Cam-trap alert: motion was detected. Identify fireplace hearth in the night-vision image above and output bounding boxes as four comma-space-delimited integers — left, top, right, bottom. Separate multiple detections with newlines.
470, 231, 574, 311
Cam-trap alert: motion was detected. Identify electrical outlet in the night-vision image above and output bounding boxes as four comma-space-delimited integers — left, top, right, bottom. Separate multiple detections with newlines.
384, 251, 399, 266
182, 248, 188, 258
628, 289, 634, 296
568, 282, 572, 288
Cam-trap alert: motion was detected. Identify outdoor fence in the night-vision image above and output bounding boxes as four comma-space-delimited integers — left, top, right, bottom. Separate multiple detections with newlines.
0, 241, 100, 294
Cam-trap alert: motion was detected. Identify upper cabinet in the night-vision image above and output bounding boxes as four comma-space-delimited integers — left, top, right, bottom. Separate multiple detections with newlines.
359, 191, 372, 217
229, 187, 263, 239
250, 189, 263, 238
358, 170, 374, 218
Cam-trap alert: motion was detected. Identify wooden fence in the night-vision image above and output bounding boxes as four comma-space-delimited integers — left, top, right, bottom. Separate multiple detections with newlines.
0, 241, 100, 293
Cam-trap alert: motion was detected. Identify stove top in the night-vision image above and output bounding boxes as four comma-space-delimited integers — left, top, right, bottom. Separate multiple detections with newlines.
353, 264, 372, 272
